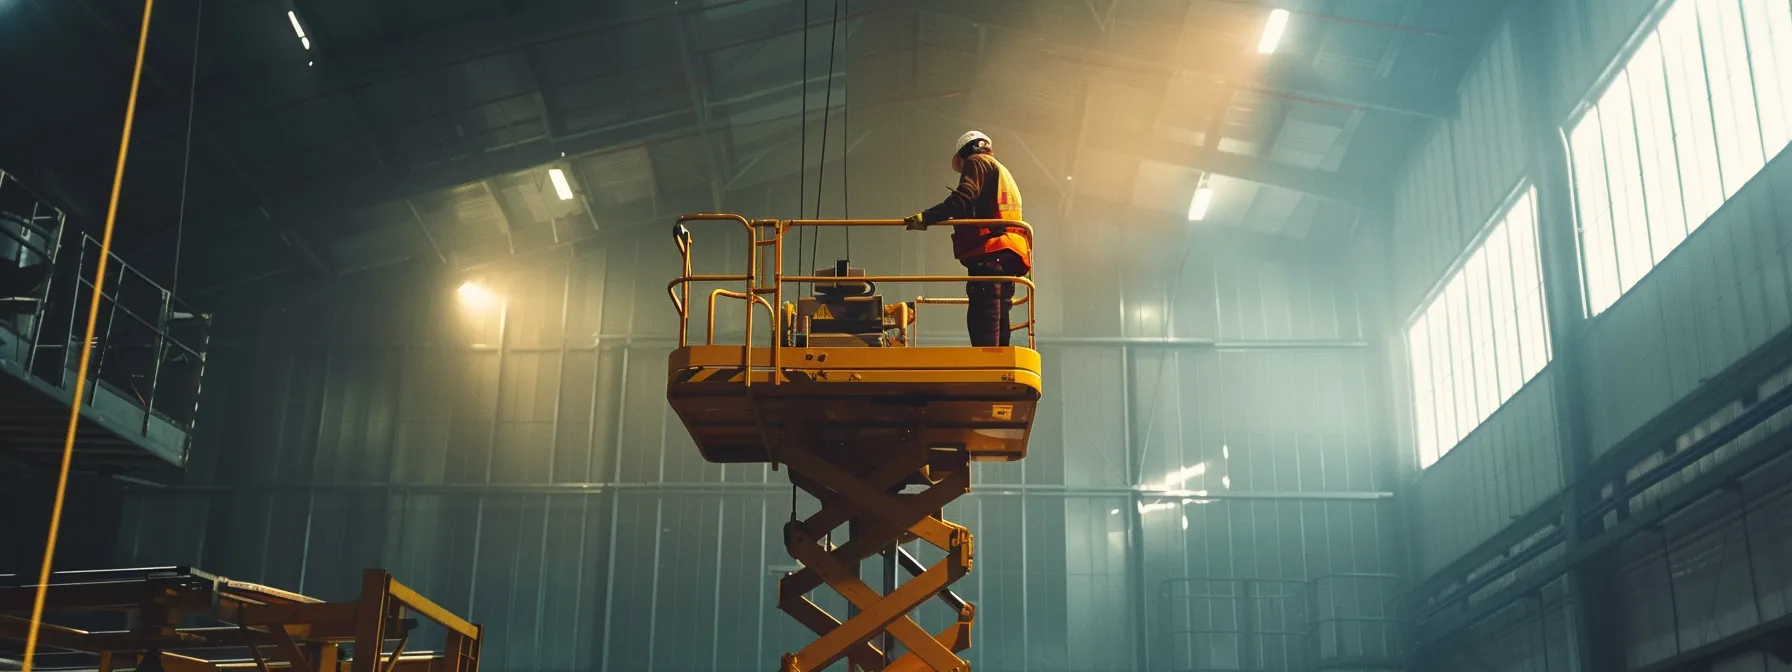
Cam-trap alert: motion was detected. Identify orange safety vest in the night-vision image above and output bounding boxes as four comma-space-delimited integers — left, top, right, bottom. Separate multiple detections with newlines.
951, 155, 1032, 268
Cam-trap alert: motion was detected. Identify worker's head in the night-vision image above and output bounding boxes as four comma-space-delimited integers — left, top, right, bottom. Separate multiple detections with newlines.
951, 131, 992, 172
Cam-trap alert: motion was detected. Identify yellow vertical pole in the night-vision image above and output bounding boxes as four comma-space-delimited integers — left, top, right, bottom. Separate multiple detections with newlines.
20, 2, 155, 671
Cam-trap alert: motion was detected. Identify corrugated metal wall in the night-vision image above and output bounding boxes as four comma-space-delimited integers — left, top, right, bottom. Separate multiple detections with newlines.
1390, 20, 1530, 315
1409, 373, 1561, 578
1580, 152, 1792, 456
1392, 4, 1792, 579
114, 202, 1400, 671
1388, 14, 1561, 575
1388, 0, 1792, 667
1616, 418, 1792, 669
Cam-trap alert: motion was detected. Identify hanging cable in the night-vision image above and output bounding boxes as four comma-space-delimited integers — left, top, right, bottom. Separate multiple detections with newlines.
810, 0, 840, 277
21, 2, 155, 671
841, 0, 850, 261
796, 0, 810, 289
172, 0, 203, 295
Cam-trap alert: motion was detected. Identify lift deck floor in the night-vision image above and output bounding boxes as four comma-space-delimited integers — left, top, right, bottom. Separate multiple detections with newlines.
0, 328, 189, 473
668, 345, 1043, 464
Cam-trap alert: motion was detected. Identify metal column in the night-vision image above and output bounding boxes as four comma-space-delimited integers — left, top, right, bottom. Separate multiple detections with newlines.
1512, 2, 1620, 669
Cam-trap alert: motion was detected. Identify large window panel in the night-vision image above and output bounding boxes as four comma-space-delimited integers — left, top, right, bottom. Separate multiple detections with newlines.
1410, 316, 1439, 468
1508, 189, 1551, 373
1742, 0, 1792, 152
1408, 188, 1552, 468
1465, 253, 1499, 421
1485, 225, 1522, 399
1660, 0, 1726, 230
1704, 0, 1766, 195
1571, 115, 1621, 314
1599, 76, 1655, 289
1629, 37, 1689, 265
1446, 275, 1474, 441
1428, 298, 1459, 454
1572, 0, 1792, 317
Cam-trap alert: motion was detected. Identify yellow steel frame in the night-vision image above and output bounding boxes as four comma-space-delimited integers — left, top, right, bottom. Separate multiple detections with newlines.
777, 441, 973, 672
0, 569, 481, 672
668, 214, 1041, 672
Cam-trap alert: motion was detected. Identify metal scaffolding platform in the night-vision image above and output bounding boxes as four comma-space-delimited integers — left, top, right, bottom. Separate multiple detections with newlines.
0, 171, 209, 473
666, 215, 1042, 672
0, 567, 482, 672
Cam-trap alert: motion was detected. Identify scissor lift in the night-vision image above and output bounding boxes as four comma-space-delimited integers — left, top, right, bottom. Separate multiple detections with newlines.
666, 215, 1042, 672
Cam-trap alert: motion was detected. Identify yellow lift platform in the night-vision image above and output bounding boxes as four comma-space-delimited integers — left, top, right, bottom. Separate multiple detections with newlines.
666, 215, 1043, 672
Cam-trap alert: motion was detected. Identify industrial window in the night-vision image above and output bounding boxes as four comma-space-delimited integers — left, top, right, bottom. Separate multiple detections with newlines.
1570, 0, 1792, 316
1409, 188, 1553, 468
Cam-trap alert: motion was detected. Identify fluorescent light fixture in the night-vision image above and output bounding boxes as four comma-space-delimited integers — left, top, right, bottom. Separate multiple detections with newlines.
1188, 187, 1214, 221
301, 36, 311, 50
287, 11, 306, 38
1258, 9, 1290, 54
548, 168, 575, 201
457, 281, 501, 310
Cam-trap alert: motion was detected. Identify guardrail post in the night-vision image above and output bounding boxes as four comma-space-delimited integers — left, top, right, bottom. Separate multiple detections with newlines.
141, 287, 171, 437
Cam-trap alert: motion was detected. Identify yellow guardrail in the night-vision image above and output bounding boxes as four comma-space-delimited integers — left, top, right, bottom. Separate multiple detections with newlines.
668, 215, 1037, 385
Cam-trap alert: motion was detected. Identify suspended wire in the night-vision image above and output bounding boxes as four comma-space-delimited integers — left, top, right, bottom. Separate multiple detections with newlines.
22, 2, 156, 671
796, 0, 809, 287
841, 0, 850, 261
172, 0, 203, 295
810, 0, 840, 277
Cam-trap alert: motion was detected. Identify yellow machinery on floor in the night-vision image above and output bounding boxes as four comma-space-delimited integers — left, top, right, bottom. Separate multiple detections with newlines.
666, 215, 1043, 672
0, 567, 481, 672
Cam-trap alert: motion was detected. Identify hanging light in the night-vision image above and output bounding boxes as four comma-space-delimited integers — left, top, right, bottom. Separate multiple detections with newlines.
288, 11, 312, 51
1258, 9, 1291, 54
548, 168, 575, 201
458, 281, 501, 311
1188, 174, 1214, 221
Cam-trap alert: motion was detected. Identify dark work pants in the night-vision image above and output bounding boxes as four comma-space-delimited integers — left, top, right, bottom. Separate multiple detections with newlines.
963, 250, 1028, 347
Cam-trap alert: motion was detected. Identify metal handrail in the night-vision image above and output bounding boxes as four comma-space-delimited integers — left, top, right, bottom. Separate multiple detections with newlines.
670, 215, 1039, 386
706, 289, 775, 345
1158, 574, 1406, 672
67, 233, 210, 436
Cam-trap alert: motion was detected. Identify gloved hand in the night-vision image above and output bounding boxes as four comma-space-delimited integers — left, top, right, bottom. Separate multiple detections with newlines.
903, 213, 928, 231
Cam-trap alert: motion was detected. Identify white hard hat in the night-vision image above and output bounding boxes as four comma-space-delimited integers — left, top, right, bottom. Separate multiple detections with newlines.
955, 131, 990, 155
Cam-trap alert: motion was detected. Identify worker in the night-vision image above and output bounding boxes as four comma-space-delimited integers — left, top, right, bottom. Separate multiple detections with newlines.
902, 131, 1030, 347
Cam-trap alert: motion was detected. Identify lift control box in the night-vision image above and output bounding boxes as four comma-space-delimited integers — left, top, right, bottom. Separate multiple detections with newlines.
791, 261, 887, 347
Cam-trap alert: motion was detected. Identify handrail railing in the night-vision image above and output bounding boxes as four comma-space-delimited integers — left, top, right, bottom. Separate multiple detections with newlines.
706, 289, 775, 345
0, 170, 67, 372
67, 233, 211, 436
912, 295, 1033, 346
1157, 574, 1406, 671
669, 215, 1037, 385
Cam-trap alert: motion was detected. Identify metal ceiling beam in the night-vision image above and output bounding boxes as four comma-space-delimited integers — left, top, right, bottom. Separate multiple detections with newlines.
27, 0, 329, 277
479, 179, 517, 255
908, 0, 1454, 120
185, 73, 915, 239
671, 12, 728, 210
1132, 140, 1385, 210
2, 0, 872, 173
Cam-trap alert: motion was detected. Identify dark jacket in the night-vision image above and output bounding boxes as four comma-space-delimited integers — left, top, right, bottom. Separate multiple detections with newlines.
920, 153, 1030, 266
